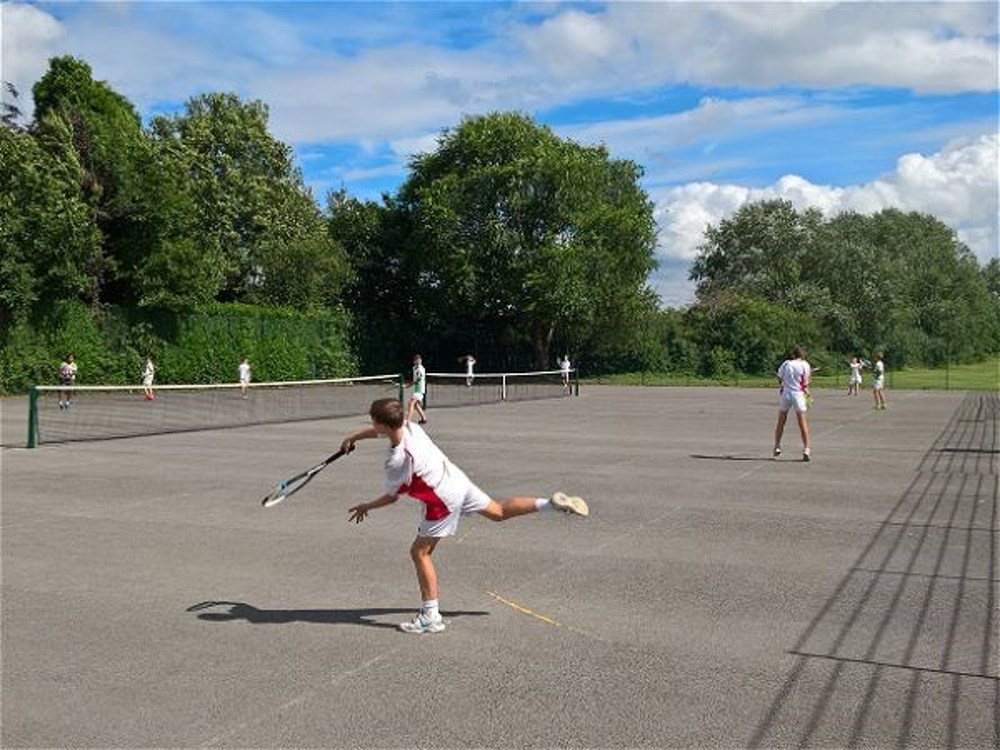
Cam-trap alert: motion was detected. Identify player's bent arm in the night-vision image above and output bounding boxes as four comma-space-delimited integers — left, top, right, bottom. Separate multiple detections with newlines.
340, 427, 379, 453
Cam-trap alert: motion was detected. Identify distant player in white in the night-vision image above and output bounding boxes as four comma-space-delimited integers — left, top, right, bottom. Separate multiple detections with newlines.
141, 355, 156, 401
406, 354, 428, 424
560, 353, 571, 393
462, 354, 476, 387
847, 356, 864, 396
238, 356, 251, 398
58, 352, 77, 410
871, 352, 887, 410
773, 346, 812, 461
340, 398, 588, 634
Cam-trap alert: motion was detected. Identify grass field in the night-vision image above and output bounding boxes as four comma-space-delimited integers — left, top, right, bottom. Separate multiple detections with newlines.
588, 354, 999, 391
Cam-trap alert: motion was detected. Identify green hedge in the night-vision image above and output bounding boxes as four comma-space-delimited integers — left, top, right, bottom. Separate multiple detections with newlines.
0, 301, 358, 393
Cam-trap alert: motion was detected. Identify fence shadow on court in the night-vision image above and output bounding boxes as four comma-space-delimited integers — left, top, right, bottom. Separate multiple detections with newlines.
187, 601, 488, 630
747, 393, 999, 748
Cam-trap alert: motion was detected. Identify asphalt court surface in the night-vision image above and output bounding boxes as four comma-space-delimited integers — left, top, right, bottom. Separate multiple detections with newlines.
2, 386, 997, 748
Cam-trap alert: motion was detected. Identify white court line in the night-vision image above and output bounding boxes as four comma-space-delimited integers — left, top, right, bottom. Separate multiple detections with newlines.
202, 650, 399, 747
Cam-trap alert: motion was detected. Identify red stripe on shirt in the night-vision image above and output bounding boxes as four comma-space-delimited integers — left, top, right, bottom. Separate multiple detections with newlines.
399, 473, 451, 521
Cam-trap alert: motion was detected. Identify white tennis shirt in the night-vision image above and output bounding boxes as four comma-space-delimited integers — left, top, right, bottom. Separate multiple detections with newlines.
777, 358, 811, 394
384, 422, 458, 521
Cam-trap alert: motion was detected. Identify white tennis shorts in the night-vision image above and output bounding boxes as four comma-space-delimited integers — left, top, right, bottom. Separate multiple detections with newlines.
873, 377, 885, 391
410, 392, 424, 403
779, 391, 808, 414
416, 468, 491, 538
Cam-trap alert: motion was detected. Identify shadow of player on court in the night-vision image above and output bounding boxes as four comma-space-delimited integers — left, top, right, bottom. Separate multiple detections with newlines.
690, 454, 786, 462
187, 601, 488, 630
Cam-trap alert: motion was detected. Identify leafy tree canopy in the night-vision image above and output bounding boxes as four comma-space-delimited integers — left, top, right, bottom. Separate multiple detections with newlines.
393, 111, 659, 367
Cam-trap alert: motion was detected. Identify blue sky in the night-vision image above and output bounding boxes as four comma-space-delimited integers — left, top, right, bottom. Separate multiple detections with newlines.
5, 1, 998, 305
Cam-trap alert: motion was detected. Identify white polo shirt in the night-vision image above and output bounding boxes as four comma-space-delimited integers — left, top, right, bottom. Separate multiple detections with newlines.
383, 422, 490, 536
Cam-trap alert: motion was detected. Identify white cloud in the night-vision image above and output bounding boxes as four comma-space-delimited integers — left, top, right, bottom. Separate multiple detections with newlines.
653, 134, 999, 304
558, 94, 846, 175
4, 2, 995, 144
520, 3, 998, 95
1, 2, 65, 110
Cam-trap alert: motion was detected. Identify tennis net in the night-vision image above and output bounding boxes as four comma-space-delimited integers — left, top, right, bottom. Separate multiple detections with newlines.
424, 369, 576, 409
28, 374, 402, 446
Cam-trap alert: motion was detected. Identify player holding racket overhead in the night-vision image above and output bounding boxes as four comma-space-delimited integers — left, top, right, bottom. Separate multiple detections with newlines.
773, 345, 813, 462
340, 397, 589, 634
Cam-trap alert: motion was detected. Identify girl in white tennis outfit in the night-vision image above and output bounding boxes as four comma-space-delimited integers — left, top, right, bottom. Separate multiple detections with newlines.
773, 346, 812, 461
141, 356, 155, 401
847, 356, 864, 396
340, 398, 588, 634
238, 357, 251, 398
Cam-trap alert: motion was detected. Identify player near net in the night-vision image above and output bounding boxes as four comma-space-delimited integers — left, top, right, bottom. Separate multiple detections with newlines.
560, 353, 572, 393
339, 397, 589, 634
406, 353, 428, 424
58, 352, 77, 410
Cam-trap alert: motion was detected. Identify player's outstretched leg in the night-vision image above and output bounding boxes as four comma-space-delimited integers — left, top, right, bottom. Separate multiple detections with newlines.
478, 494, 589, 521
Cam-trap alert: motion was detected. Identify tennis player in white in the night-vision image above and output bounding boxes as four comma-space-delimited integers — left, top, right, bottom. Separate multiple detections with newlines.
238, 356, 251, 398
847, 356, 864, 396
871, 352, 887, 410
463, 354, 476, 387
406, 354, 428, 424
141, 355, 156, 401
340, 398, 588, 634
773, 346, 812, 461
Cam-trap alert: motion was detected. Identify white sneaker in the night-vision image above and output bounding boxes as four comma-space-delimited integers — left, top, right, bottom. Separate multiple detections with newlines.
802, 448, 811, 462
399, 611, 445, 634
551, 492, 589, 518
773, 446, 781, 458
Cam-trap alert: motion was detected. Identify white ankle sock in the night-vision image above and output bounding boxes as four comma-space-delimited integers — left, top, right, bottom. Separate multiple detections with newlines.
534, 497, 550, 511
422, 599, 439, 617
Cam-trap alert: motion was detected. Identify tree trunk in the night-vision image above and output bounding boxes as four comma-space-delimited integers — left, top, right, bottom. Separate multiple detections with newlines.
532, 321, 554, 370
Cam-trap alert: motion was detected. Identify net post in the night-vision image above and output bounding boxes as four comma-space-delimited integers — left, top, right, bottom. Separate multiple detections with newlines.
27, 386, 38, 448
501, 374, 507, 401
574, 368, 580, 396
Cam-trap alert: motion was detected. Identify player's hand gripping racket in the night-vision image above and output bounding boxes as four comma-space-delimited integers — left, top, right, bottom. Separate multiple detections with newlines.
261, 446, 353, 508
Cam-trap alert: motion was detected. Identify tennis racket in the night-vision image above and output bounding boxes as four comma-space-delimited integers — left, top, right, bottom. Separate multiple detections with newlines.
261, 447, 353, 508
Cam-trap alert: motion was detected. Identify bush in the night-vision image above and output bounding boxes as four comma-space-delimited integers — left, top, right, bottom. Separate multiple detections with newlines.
0, 302, 358, 393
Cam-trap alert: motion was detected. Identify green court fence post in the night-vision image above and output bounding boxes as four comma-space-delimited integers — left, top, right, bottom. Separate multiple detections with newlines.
398, 373, 405, 404
574, 368, 580, 396
27, 386, 38, 448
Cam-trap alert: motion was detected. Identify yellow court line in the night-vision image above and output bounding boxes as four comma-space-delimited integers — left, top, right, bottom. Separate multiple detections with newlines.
487, 591, 562, 628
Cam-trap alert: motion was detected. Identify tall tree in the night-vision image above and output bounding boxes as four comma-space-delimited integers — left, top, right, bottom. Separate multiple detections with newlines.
31, 56, 146, 305
691, 200, 998, 366
395, 112, 658, 367
151, 93, 347, 308
0, 115, 102, 326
